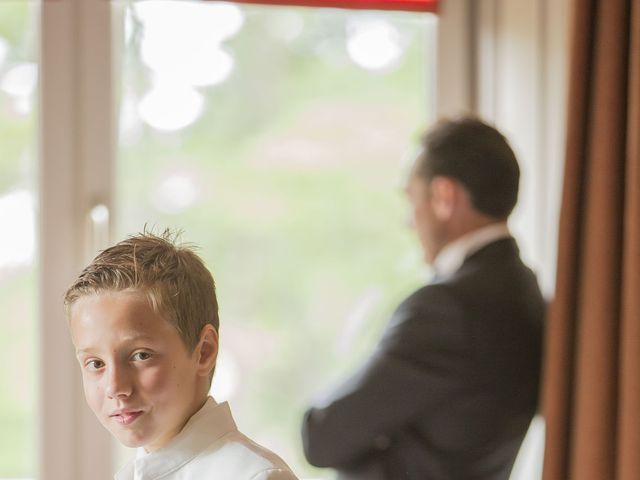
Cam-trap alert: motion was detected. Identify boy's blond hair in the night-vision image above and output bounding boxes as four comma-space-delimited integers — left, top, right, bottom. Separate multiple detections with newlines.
64, 230, 219, 353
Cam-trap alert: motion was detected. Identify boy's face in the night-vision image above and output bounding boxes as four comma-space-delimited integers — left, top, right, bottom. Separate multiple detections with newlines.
69, 291, 207, 452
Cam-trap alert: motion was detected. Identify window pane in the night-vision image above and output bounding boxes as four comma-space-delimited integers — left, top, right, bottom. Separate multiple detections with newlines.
114, 2, 434, 477
0, 2, 39, 479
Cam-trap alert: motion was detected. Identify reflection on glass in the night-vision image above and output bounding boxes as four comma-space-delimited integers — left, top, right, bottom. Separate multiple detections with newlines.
136, 1, 242, 87
115, 3, 434, 478
151, 171, 200, 214
0, 2, 38, 478
130, 0, 245, 132
346, 18, 403, 70
137, 78, 205, 131
0, 190, 35, 269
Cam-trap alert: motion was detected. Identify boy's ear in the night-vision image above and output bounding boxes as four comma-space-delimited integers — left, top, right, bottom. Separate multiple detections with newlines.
195, 324, 218, 377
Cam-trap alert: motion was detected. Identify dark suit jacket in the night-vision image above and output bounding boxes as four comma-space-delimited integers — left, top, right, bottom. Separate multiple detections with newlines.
302, 238, 545, 480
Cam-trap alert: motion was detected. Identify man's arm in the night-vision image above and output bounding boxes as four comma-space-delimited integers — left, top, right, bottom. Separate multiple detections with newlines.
301, 285, 471, 469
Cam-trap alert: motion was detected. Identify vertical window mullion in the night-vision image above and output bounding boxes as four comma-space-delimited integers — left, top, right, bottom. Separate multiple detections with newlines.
39, 0, 114, 479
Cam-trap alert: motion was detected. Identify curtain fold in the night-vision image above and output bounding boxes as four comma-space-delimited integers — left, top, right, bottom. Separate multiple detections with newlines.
542, 0, 640, 479
618, 1, 640, 477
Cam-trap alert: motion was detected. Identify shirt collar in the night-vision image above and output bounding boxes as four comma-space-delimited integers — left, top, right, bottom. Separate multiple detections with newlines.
115, 397, 237, 480
432, 223, 511, 279
132, 449, 148, 480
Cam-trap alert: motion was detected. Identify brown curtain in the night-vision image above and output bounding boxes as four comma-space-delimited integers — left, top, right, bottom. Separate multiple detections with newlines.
542, 0, 640, 479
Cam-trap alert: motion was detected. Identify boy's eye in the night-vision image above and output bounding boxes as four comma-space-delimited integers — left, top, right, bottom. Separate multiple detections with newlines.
86, 359, 104, 371
132, 351, 152, 361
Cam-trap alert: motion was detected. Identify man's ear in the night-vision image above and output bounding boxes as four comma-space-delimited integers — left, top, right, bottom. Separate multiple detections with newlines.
195, 324, 218, 377
429, 176, 458, 220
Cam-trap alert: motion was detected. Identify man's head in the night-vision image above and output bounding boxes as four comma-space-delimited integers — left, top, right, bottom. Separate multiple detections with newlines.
406, 117, 520, 262
65, 230, 219, 451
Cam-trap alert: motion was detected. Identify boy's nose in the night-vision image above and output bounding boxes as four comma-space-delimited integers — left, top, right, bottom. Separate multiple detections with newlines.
105, 366, 133, 399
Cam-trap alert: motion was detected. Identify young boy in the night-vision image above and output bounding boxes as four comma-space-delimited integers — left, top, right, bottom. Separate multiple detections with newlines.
65, 231, 298, 480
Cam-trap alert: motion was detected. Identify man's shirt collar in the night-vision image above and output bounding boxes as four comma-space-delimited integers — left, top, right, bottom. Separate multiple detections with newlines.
433, 223, 511, 279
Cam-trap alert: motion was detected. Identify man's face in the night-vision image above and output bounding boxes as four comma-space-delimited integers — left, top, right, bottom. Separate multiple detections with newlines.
406, 174, 444, 264
70, 291, 202, 452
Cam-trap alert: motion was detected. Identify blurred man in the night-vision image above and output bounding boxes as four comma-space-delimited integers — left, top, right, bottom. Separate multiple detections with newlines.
301, 118, 545, 480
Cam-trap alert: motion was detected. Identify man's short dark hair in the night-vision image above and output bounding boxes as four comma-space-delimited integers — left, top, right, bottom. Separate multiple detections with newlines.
414, 117, 520, 219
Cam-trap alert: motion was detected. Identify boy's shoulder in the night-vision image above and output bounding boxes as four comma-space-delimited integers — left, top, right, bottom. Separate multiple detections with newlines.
190, 399, 297, 478
193, 429, 298, 479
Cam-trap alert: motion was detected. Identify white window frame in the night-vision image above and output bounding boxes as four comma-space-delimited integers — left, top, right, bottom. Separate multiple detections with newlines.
39, 1, 114, 479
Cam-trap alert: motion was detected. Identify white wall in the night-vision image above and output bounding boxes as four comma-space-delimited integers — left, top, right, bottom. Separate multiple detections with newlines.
437, 0, 571, 297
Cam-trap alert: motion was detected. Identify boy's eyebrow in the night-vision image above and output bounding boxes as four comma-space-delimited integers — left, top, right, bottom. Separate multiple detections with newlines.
75, 348, 93, 356
75, 334, 157, 355
119, 333, 156, 343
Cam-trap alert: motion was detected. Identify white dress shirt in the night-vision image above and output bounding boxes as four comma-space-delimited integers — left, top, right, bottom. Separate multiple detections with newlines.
115, 397, 298, 480
433, 223, 511, 279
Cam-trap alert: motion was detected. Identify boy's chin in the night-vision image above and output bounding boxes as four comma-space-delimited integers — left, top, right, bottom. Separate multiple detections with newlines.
104, 424, 150, 449
113, 431, 149, 449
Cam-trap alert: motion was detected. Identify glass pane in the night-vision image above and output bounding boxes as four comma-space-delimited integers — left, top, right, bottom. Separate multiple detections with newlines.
114, 2, 434, 477
0, 2, 39, 479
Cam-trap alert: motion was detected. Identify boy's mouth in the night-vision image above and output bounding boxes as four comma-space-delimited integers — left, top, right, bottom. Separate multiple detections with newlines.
110, 410, 144, 426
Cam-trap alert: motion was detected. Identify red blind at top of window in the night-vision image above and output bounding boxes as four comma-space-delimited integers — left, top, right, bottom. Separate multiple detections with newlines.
218, 0, 438, 12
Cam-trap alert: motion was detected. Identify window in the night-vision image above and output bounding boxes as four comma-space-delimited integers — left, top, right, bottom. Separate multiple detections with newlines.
16, 1, 567, 478
114, 2, 436, 476
0, 2, 39, 479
